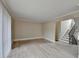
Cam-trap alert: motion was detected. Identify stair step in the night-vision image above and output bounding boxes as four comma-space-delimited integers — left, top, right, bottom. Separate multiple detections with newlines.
60, 40, 69, 43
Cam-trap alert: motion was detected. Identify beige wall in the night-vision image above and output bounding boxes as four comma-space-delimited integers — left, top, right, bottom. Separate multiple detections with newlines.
42, 21, 56, 42
55, 20, 61, 41
13, 19, 56, 43
13, 20, 43, 40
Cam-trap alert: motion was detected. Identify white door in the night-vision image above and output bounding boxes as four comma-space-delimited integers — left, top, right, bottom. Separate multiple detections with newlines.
2, 7, 11, 57
0, 8, 3, 58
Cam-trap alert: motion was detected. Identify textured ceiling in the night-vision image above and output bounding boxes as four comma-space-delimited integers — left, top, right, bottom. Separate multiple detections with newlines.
2, 0, 79, 23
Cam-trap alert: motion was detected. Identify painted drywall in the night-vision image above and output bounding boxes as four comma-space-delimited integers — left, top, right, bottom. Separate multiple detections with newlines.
42, 21, 56, 42
55, 20, 61, 41
2, 4, 11, 57
74, 17, 79, 40
13, 19, 43, 40
0, 1, 3, 57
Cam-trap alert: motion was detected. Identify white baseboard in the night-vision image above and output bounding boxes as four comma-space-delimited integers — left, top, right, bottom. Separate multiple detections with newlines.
13, 37, 55, 43
44, 38, 55, 43
13, 37, 44, 42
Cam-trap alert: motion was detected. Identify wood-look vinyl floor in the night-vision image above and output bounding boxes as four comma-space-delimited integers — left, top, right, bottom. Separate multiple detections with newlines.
8, 39, 78, 58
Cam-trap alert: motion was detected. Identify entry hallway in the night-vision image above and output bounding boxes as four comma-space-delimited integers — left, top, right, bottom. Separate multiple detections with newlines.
8, 39, 78, 58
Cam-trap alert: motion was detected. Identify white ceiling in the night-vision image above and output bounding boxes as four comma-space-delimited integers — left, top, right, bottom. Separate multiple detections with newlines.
2, 0, 79, 23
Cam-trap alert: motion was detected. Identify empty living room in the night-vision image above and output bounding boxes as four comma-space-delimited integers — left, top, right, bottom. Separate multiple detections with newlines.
0, 0, 79, 58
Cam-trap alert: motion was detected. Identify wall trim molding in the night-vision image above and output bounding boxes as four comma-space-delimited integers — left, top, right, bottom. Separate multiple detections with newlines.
13, 37, 44, 42
13, 37, 55, 43
44, 38, 55, 43
56, 10, 79, 19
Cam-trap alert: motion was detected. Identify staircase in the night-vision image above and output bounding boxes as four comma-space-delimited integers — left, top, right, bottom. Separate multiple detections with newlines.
69, 24, 78, 45
61, 29, 69, 43
61, 19, 75, 43
60, 19, 79, 45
